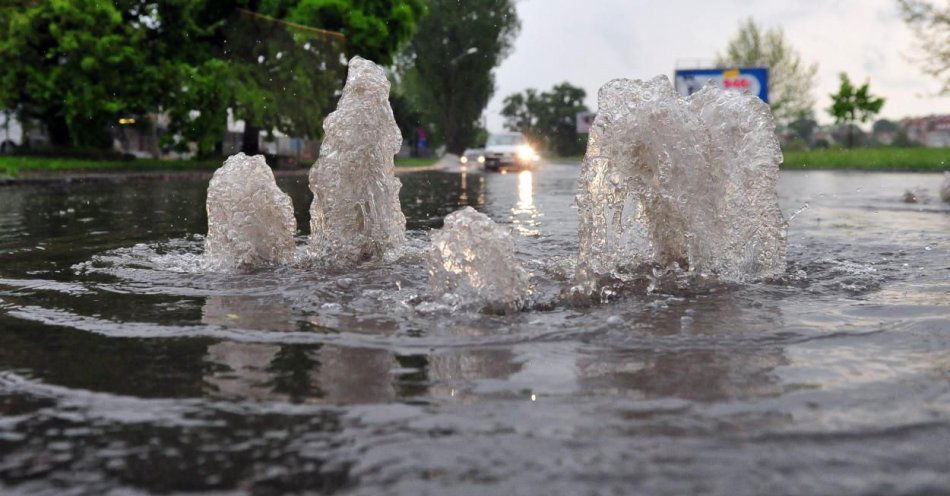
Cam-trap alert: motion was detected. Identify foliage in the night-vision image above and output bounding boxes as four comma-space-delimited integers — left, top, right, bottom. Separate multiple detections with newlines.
786, 110, 818, 146
0, 0, 425, 155
0, 0, 166, 147
716, 18, 819, 124
899, 0, 950, 94
286, 0, 426, 65
827, 73, 885, 148
781, 147, 948, 171
398, 0, 521, 154
219, 10, 346, 154
501, 82, 589, 156
872, 118, 899, 134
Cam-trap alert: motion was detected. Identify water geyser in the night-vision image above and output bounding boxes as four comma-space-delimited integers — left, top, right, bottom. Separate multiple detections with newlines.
427, 207, 532, 313
204, 153, 297, 271
574, 76, 787, 295
308, 56, 406, 265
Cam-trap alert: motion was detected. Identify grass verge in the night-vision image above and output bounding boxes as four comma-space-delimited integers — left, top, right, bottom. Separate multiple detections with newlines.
0, 156, 220, 177
549, 148, 948, 171
394, 157, 440, 168
0, 155, 441, 177
781, 147, 948, 171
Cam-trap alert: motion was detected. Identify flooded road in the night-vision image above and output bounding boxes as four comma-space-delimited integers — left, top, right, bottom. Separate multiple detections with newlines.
0, 162, 948, 495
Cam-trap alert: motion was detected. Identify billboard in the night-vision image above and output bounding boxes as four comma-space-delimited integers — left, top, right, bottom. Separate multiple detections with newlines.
674, 68, 768, 103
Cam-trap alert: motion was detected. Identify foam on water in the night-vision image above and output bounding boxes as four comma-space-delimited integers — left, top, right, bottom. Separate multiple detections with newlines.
574, 76, 787, 297
204, 153, 297, 271
427, 207, 532, 313
308, 56, 406, 265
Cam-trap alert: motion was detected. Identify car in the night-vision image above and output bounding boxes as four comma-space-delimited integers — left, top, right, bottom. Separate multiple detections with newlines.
459, 148, 485, 167
482, 132, 540, 171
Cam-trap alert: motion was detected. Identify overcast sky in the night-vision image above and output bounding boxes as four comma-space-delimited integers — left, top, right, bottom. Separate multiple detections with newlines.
484, 0, 950, 132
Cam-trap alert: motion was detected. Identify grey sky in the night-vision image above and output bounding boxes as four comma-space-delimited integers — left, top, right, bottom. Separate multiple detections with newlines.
484, 0, 950, 132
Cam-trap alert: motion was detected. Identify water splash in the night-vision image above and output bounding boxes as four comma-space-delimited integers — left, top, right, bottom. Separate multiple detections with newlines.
427, 207, 531, 313
204, 153, 297, 271
308, 56, 406, 265
574, 76, 787, 296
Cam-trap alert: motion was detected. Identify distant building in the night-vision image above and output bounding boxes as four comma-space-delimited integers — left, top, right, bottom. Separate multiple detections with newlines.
2, 110, 318, 164
901, 115, 950, 147
0, 112, 50, 151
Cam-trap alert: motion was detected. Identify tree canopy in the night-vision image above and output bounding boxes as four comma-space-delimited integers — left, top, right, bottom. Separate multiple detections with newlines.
0, 0, 169, 147
716, 18, 819, 124
398, 0, 521, 154
501, 83, 588, 156
827, 73, 885, 148
0, 0, 425, 154
284, 0, 426, 66
899, 0, 950, 95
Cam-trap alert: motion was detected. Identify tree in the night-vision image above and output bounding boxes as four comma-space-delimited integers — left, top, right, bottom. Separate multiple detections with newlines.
231, 2, 425, 154
501, 82, 589, 156
0, 0, 167, 148
0, 0, 425, 155
786, 110, 818, 147
285, 0, 426, 66
827, 73, 885, 148
399, 0, 521, 154
899, 0, 950, 94
716, 18, 819, 124
871, 118, 899, 145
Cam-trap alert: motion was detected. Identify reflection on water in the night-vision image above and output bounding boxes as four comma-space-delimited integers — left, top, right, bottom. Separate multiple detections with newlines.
0, 167, 948, 494
202, 296, 295, 332
511, 170, 541, 236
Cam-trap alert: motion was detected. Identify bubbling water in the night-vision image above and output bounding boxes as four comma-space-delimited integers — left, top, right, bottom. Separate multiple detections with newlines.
573, 76, 787, 297
204, 153, 297, 272
308, 56, 406, 265
427, 207, 532, 313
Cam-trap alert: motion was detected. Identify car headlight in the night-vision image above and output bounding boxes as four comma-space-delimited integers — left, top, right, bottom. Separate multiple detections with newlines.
517, 145, 538, 161
477, 155, 485, 163
460, 156, 468, 164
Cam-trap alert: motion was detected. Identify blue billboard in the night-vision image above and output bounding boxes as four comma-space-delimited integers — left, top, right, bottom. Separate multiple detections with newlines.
674, 68, 769, 103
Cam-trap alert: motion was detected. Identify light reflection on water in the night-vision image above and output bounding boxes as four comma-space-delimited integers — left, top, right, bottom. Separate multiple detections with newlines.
0, 165, 948, 494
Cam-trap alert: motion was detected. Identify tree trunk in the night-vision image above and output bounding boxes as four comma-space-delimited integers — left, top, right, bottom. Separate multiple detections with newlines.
46, 114, 70, 148
242, 123, 261, 155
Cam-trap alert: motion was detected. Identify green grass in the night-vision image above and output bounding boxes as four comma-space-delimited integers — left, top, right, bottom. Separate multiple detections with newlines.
781, 147, 948, 171
0, 156, 220, 177
0, 154, 441, 178
394, 156, 439, 168
550, 147, 949, 171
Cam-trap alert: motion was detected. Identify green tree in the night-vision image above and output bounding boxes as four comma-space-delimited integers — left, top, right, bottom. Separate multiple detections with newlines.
716, 18, 819, 124
827, 73, 885, 148
501, 82, 589, 156
231, 2, 425, 154
286, 0, 426, 65
0, 0, 165, 148
0, 0, 425, 155
786, 110, 818, 147
399, 0, 521, 154
898, 0, 950, 94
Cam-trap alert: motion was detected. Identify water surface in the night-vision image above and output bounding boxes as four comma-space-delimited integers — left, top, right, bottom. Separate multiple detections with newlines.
0, 164, 948, 495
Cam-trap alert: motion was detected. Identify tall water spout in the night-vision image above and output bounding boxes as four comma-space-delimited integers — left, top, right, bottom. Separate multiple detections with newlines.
308, 56, 406, 264
574, 76, 787, 295
204, 153, 297, 271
